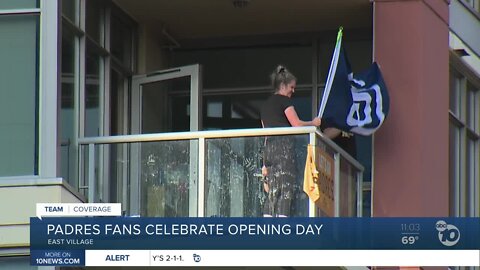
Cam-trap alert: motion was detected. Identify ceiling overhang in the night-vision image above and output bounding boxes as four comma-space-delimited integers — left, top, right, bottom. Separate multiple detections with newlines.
113, 0, 372, 44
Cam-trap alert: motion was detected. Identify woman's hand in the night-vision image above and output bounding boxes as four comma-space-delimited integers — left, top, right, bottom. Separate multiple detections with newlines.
311, 117, 321, 127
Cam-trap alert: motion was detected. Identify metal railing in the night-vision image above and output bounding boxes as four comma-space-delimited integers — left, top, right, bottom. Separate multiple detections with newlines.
78, 126, 363, 217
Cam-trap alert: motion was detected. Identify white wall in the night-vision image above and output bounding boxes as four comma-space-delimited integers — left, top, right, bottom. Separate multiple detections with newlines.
0, 185, 82, 251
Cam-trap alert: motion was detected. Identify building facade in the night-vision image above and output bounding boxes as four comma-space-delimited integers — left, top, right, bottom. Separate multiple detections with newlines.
0, 0, 478, 268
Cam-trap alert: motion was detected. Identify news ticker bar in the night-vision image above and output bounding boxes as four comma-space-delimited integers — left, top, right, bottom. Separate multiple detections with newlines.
30, 217, 480, 250
31, 250, 480, 267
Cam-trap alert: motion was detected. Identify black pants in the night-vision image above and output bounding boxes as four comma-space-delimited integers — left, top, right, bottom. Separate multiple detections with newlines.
263, 136, 296, 216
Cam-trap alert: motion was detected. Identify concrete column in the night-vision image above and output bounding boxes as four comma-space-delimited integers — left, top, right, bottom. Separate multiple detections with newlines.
373, 0, 450, 216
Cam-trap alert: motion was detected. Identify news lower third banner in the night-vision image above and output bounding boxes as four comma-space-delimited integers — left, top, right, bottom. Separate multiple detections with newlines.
30, 217, 480, 266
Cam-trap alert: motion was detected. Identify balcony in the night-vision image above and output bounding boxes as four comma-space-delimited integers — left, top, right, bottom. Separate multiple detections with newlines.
78, 127, 363, 217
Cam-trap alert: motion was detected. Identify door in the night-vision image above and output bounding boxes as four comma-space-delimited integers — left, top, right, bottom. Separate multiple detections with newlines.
132, 64, 202, 133
130, 64, 202, 217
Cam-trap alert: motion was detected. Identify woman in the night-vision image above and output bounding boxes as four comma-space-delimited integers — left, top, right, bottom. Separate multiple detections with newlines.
260, 65, 321, 217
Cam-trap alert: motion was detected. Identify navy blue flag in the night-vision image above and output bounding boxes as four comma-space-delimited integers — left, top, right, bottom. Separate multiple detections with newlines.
319, 29, 389, 136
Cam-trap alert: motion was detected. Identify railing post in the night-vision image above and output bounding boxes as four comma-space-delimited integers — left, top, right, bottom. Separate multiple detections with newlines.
130, 143, 140, 216
334, 153, 340, 217
88, 143, 95, 203
308, 131, 317, 218
356, 171, 363, 217
197, 138, 205, 217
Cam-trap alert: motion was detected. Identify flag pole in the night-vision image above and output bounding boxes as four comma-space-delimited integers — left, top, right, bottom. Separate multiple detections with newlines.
318, 27, 343, 118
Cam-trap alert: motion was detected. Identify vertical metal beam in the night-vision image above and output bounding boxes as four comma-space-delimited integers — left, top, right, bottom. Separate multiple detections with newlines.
70, 0, 81, 189
121, 74, 129, 214
470, 140, 478, 217
78, 0, 86, 138
455, 128, 462, 216
334, 153, 340, 217
189, 64, 202, 217
99, 4, 109, 203
98, 57, 106, 202
77, 0, 86, 190
39, 0, 59, 177
190, 64, 202, 131
129, 76, 141, 215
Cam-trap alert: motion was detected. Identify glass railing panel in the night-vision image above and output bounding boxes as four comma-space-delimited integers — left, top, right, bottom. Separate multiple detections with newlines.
205, 134, 309, 217
107, 143, 129, 206
77, 127, 363, 218
313, 138, 337, 217
80, 139, 198, 217
339, 156, 360, 217
205, 136, 263, 217
292, 134, 311, 217
139, 140, 194, 217
79, 144, 101, 201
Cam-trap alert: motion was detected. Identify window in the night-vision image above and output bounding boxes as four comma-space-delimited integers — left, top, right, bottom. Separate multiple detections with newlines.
463, 0, 480, 13
60, 0, 84, 187
0, 14, 39, 176
59, 0, 136, 200
110, 12, 134, 69
0, 0, 38, 9
84, 42, 102, 137
61, 0, 77, 25
60, 26, 77, 185
449, 55, 480, 217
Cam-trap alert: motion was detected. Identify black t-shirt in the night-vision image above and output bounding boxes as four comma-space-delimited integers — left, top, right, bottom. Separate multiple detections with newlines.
260, 94, 293, 127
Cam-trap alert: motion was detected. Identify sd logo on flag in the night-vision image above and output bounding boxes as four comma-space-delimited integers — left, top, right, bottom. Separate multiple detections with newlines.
319, 28, 390, 136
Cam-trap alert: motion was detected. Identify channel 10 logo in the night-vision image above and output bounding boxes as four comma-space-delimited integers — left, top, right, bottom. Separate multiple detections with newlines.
435, 220, 460, 247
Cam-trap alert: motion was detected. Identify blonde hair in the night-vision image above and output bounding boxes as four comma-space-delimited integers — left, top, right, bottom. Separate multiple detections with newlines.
270, 65, 296, 92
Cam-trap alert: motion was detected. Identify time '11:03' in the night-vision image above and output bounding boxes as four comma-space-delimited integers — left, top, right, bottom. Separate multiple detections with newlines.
401, 223, 420, 232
